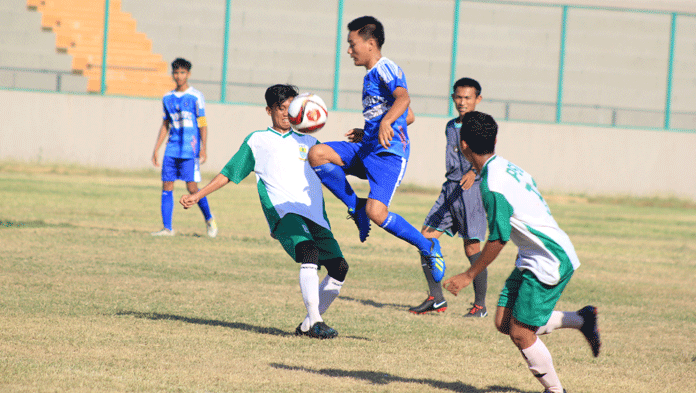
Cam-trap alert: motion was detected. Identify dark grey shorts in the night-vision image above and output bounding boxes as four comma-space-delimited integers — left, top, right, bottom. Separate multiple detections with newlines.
423, 180, 486, 241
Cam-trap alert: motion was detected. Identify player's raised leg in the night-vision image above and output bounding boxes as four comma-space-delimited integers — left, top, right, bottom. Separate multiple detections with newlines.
535, 306, 601, 357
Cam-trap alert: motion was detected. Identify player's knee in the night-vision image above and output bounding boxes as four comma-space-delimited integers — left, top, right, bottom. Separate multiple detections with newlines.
323, 258, 349, 282
308, 144, 331, 166
294, 241, 319, 265
365, 200, 388, 225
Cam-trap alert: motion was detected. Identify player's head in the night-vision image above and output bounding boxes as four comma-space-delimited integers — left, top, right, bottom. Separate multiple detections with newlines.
347, 16, 384, 68
452, 77, 482, 117
265, 84, 299, 132
171, 58, 191, 90
459, 111, 497, 156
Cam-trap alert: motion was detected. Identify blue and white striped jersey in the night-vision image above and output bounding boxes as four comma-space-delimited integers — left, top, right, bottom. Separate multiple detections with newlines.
162, 87, 206, 159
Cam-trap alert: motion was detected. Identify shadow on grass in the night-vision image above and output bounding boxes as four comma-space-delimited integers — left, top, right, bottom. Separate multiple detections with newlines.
0, 219, 74, 229
338, 296, 411, 311
115, 311, 371, 341
116, 311, 293, 337
270, 363, 535, 393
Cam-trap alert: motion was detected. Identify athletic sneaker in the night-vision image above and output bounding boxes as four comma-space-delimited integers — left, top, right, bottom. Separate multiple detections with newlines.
463, 304, 487, 318
409, 296, 447, 314
347, 198, 371, 243
295, 321, 338, 339
420, 238, 446, 282
206, 218, 218, 238
151, 228, 175, 236
578, 305, 601, 357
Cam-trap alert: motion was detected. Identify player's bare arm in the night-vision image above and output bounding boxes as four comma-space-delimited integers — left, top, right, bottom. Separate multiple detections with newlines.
180, 173, 230, 209
443, 239, 506, 296
198, 124, 208, 164
378, 86, 410, 149
152, 119, 170, 166
406, 106, 415, 125
460, 170, 476, 190
346, 128, 364, 143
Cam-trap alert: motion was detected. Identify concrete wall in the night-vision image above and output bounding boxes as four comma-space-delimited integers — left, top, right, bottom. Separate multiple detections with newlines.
1, 89, 694, 201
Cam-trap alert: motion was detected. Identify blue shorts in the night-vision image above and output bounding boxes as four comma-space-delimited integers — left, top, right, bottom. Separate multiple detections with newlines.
161, 156, 201, 183
324, 141, 407, 206
423, 180, 487, 240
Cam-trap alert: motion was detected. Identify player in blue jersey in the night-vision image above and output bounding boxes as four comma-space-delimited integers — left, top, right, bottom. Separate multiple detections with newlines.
307, 16, 446, 282
443, 112, 600, 393
151, 58, 216, 237
410, 78, 488, 316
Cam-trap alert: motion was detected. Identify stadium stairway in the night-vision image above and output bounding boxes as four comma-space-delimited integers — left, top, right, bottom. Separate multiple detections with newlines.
27, 0, 173, 97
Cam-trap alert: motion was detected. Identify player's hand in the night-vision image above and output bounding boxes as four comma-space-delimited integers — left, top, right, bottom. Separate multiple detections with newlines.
179, 194, 199, 209
442, 273, 473, 296
460, 171, 475, 190
199, 150, 207, 165
346, 128, 364, 143
152, 153, 160, 167
378, 121, 394, 149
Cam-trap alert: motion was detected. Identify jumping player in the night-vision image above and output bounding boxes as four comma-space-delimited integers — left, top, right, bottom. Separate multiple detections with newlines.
307, 15, 446, 282
410, 78, 488, 316
151, 58, 216, 237
443, 111, 601, 393
180, 84, 349, 339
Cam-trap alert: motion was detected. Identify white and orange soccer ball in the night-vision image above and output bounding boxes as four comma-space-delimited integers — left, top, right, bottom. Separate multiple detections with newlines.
288, 93, 328, 133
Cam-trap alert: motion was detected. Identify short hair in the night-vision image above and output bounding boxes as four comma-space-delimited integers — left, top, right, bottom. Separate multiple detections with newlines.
265, 84, 299, 108
171, 58, 191, 71
453, 77, 481, 97
460, 111, 497, 155
348, 16, 385, 49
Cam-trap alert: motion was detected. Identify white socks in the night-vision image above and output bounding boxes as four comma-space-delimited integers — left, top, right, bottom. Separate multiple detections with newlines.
521, 337, 563, 393
299, 264, 344, 332
536, 311, 584, 335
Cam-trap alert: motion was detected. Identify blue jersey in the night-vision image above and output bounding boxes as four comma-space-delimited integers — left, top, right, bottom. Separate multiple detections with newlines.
162, 87, 206, 159
362, 57, 410, 159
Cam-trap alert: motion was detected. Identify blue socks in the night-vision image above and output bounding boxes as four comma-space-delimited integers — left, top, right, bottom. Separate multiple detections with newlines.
161, 190, 173, 230
197, 195, 213, 221
380, 212, 431, 253
312, 163, 358, 210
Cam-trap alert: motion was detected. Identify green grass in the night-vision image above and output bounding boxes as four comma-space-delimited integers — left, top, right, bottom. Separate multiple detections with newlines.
1, 162, 695, 392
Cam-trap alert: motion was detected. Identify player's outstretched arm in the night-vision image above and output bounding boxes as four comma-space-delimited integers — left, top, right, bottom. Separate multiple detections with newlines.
152, 120, 170, 167
443, 240, 506, 296
180, 173, 230, 209
378, 86, 410, 149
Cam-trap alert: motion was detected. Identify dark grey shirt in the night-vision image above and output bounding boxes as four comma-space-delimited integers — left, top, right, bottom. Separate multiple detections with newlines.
444, 118, 478, 182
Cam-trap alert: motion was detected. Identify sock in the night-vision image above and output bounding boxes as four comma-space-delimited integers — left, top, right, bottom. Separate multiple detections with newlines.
380, 212, 431, 253
520, 337, 563, 393
312, 163, 358, 210
299, 264, 322, 332
536, 311, 584, 335
161, 190, 173, 230
468, 252, 487, 307
421, 255, 444, 301
318, 275, 343, 314
197, 195, 213, 221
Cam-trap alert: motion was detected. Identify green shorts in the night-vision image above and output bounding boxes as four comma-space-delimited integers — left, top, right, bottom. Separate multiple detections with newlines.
497, 267, 573, 327
273, 213, 343, 263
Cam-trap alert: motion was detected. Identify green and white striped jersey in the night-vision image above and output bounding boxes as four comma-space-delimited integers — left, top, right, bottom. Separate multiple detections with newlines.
480, 155, 580, 285
220, 127, 330, 234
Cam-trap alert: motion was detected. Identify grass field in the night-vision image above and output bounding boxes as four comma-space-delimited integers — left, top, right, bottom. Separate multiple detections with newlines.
1, 161, 695, 393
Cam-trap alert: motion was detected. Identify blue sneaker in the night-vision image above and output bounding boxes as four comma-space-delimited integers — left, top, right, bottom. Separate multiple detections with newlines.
347, 198, 371, 243
421, 238, 446, 282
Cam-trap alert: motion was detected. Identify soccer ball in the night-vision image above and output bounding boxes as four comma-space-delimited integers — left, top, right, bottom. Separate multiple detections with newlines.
288, 93, 328, 133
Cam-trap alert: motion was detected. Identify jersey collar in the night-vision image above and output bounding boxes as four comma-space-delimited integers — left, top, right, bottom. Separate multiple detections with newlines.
267, 126, 295, 138
480, 155, 498, 176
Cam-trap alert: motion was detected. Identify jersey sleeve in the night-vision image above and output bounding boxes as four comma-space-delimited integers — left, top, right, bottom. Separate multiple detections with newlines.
481, 189, 514, 242
220, 137, 255, 184
377, 62, 408, 94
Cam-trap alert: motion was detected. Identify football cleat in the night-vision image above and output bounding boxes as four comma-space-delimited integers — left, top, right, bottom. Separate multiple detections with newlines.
421, 238, 446, 282
463, 304, 488, 318
295, 322, 338, 339
206, 218, 218, 238
578, 305, 601, 357
409, 296, 447, 314
347, 198, 371, 243
151, 228, 175, 236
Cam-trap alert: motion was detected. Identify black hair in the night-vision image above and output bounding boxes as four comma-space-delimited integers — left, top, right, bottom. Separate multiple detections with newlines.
453, 77, 481, 97
171, 58, 192, 71
348, 16, 385, 49
460, 111, 497, 155
264, 84, 299, 108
